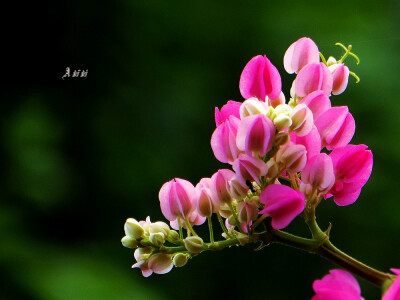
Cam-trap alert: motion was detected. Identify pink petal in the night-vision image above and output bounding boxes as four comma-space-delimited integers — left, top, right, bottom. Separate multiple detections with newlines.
211, 116, 241, 164
295, 63, 333, 97
284, 37, 320, 74
383, 269, 400, 300
239, 55, 282, 100
215, 100, 242, 126
299, 90, 331, 120
329, 64, 350, 95
259, 184, 305, 229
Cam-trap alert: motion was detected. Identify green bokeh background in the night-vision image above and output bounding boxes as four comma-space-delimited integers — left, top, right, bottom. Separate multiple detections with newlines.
1, 0, 400, 299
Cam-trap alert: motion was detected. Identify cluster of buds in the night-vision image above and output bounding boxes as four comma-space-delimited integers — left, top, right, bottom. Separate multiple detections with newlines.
121, 37, 399, 299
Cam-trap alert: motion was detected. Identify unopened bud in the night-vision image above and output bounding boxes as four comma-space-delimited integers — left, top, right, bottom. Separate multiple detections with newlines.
266, 159, 279, 178
124, 218, 144, 239
273, 114, 292, 131
236, 232, 250, 245
290, 104, 313, 136
167, 230, 180, 243
149, 232, 165, 247
326, 56, 337, 66
228, 215, 238, 226
183, 236, 204, 253
149, 221, 170, 238
121, 236, 139, 249
173, 253, 188, 267
240, 97, 268, 119
274, 132, 290, 147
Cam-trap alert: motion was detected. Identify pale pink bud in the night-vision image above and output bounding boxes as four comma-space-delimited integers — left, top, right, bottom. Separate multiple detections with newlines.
382, 269, 400, 300
132, 260, 153, 277
312, 269, 363, 300
133, 247, 153, 277
232, 154, 268, 186
237, 201, 259, 224
215, 100, 242, 126
239, 97, 268, 119
315, 106, 355, 150
328, 144, 373, 206
211, 115, 241, 164
259, 184, 305, 229
159, 178, 196, 221
329, 63, 350, 95
148, 254, 174, 275
299, 90, 331, 120
290, 104, 313, 137
229, 176, 249, 199
267, 92, 286, 108
284, 37, 320, 74
301, 153, 335, 194
239, 55, 282, 101
236, 114, 276, 157
295, 63, 333, 97
290, 125, 322, 159
196, 178, 218, 217
276, 143, 307, 173
210, 169, 235, 205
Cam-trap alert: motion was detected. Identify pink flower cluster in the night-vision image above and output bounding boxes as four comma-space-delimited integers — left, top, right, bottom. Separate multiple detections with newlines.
313, 269, 400, 300
158, 36, 372, 234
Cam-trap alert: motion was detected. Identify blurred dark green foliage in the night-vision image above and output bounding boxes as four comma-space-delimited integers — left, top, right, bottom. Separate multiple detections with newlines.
1, 0, 399, 299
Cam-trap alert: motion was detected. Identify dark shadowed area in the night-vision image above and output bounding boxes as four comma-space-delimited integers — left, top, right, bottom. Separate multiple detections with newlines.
1, 0, 400, 299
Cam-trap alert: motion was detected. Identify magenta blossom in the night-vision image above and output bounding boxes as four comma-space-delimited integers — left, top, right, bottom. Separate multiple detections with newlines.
329, 63, 350, 95
236, 114, 276, 157
159, 178, 196, 221
239, 55, 281, 101
315, 106, 355, 150
301, 153, 335, 194
290, 125, 322, 160
232, 154, 269, 186
295, 62, 333, 97
299, 90, 331, 120
312, 269, 363, 300
215, 100, 242, 126
259, 184, 305, 229
382, 269, 400, 300
284, 37, 320, 74
210, 169, 235, 205
211, 115, 241, 164
328, 144, 373, 206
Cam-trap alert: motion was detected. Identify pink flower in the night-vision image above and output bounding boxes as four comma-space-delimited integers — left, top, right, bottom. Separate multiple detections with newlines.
382, 269, 400, 300
259, 184, 305, 229
210, 169, 235, 205
232, 154, 268, 186
196, 178, 219, 217
312, 269, 363, 300
315, 106, 355, 150
290, 103, 314, 137
329, 63, 350, 95
301, 153, 335, 194
299, 90, 331, 120
229, 176, 249, 199
159, 178, 196, 221
237, 201, 259, 224
211, 115, 241, 164
295, 63, 333, 97
215, 100, 242, 126
276, 143, 307, 173
239, 55, 281, 101
236, 114, 276, 157
290, 125, 322, 160
328, 144, 373, 206
284, 37, 320, 74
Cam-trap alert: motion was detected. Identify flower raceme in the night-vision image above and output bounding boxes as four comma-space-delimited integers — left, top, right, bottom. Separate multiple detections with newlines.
121, 37, 393, 300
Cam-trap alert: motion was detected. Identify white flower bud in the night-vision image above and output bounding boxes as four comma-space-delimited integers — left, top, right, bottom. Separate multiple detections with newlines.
273, 114, 292, 131
183, 236, 204, 253
149, 232, 165, 247
240, 98, 268, 119
124, 218, 144, 239
148, 221, 170, 238
121, 236, 139, 249
173, 253, 188, 267
167, 230, 180, 243
326, 56, 337, 66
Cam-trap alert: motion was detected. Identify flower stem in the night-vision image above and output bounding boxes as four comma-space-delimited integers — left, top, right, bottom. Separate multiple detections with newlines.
208, 217, 214, 243
217, 213, 232, 238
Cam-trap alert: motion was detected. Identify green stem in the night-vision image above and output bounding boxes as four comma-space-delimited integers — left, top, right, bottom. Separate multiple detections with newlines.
228, 203, 245, 234
184, 219, 198, 236
178, 217, 183, 239
217, 213, 232, 238
208, 217, 214, 243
